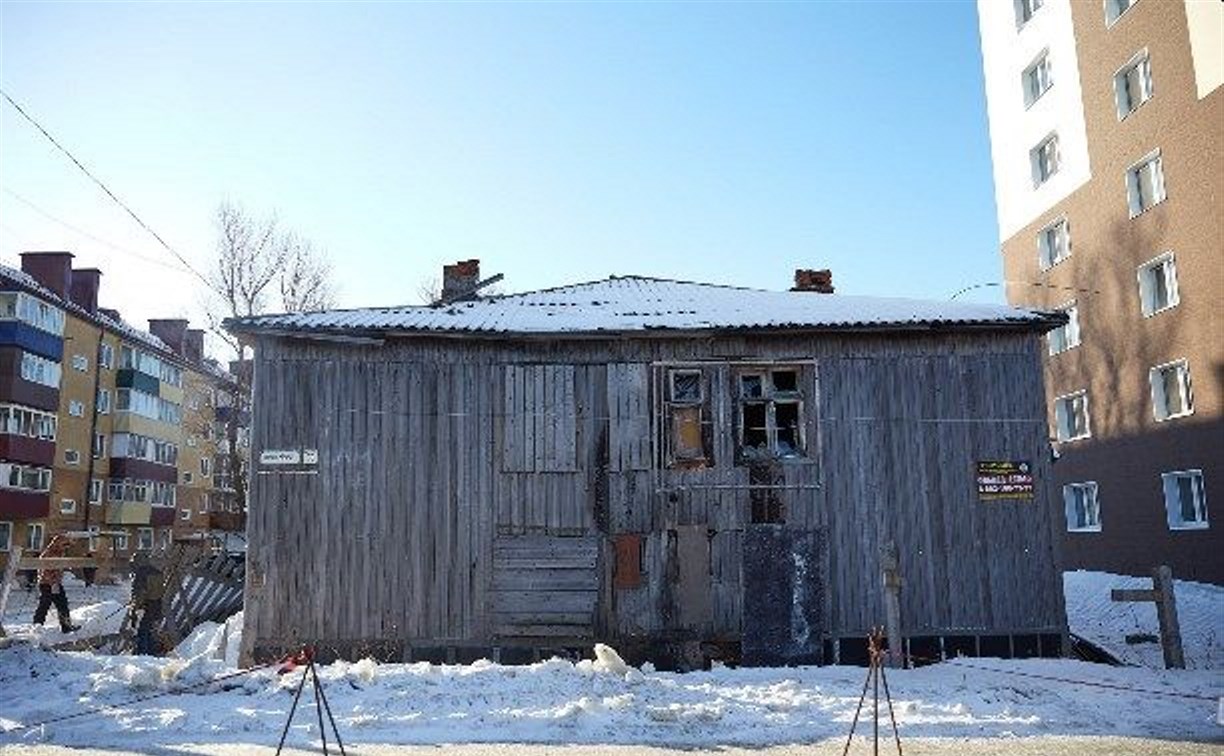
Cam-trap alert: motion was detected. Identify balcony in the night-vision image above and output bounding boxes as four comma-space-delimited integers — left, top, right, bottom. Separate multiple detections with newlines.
105, 500, 152, 525
0, 434, 55, 466
0, 488, 49, 518
116, 368, 160, 395
207, 510, 246, 532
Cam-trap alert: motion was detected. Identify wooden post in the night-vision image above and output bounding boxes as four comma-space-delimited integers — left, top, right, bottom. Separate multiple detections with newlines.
880, 541, 903, 668
0, 546, 24, 638
1110, 564, 1185, 670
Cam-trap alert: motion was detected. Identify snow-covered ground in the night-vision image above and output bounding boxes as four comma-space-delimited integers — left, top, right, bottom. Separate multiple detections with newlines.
0, 570, 1220, 752
1065, 570, 1224, 670
0, 637, 1220, 752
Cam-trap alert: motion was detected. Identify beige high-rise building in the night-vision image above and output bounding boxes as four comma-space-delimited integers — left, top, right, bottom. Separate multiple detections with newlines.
978, 0, 1222, 582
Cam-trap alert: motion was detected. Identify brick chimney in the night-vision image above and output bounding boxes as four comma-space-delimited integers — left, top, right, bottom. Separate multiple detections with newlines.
148, 319, 189, 356
440, 259, 481, 302
68, 268, 102, 314
20, 251, 74, 299
185, 329, 205, 363
791, 268, 834, 294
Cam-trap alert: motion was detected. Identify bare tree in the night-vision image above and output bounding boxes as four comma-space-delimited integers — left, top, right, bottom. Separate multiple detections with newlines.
206, 202, 337, 357
201, 202, 337, 533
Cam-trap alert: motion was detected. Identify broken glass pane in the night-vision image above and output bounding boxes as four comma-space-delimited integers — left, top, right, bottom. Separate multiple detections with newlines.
771, 370, 798, 394
776, 401, 801, 456
742, 402, 768, 450
671, 371, 702, 403
740, 374, 764, 399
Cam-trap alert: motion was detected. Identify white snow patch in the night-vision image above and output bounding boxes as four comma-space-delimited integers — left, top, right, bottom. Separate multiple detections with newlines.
1064, 570, 1224, 670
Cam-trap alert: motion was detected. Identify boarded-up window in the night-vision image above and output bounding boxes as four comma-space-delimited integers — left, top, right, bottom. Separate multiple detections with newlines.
613, 534, 643, 589
502, 365, 576, 472
665, 368, 711, 468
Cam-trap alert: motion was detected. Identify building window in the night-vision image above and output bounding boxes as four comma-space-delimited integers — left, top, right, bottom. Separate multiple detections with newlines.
1115, 51, 1153, 118
0, 462, 52, 492
1030, 134, 1060, 186
180, 508, 191, 521
0, 291, 65, 335
1063, 482, 1101, 532
0, 404, 58, 441
1054, 390, 1090, 441
1126, 150, 1166, 216
200, 457, 212, 477
64, 449, 80, 465
1105, 0, 1138, 26
92, 432, 106, 459
137, 527, 154, 551
1037, 217, 1071, 269
71, 354, 88, 372
0, 521, 10, 551
199, 494, 210, 514
27, 522, 44, 552
1162, 470, 1207, 529
183, 471, 194, 484
160, 528, 172, 549
96, 389, 111, 415
60, 498, 76, 515
1023, 51, 1053, 106
738, 368, 805, 461
1150, 360, 1193, 422
1014, 0, 1042, 26
115, 532, 128, 551
68, 400, 85, 418
1048, 302, 1081, 355
1137, 253, 1179, 317
89, 478, 103, 504
20, 352, 61, 389
98, 343, 114, 370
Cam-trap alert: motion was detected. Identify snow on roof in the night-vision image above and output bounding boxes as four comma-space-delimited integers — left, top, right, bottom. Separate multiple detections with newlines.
226, 275, 1061, 337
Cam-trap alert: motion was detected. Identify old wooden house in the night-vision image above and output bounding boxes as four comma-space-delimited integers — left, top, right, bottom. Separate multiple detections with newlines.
227, 265, 1069, 667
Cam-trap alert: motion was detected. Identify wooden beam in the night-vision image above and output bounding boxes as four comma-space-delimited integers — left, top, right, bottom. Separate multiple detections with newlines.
1110, 589, 1158, 603
16, 557, 100, 570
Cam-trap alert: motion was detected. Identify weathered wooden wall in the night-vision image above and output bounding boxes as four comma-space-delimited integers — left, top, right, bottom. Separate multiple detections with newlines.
240, 331, 1065, 662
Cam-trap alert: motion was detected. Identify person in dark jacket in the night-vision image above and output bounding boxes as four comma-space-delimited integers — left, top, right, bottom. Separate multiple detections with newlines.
32, 534, 81, 633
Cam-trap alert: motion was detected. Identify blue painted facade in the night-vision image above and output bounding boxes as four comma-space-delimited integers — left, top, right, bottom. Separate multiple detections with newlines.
0, 321, 63, 361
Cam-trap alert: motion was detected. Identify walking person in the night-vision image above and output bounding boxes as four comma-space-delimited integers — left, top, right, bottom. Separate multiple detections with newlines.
32, 534, 81, 633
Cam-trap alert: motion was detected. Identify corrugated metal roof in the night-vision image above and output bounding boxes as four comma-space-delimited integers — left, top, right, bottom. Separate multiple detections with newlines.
226, 275, 1060, 337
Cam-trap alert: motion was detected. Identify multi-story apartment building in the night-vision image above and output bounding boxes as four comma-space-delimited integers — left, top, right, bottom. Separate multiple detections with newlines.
0, 252, 248, 572
978, 0, 1221, 582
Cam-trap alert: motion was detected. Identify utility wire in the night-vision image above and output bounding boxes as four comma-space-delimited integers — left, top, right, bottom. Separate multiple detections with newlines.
949, 281, 1101, 301
1, 187, 188, 272
0, 87, 216, 293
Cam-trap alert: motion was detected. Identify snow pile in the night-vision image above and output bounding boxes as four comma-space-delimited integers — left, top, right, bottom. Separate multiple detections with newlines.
172, 611, 244, 668
1, 576, 130, 647
1, 644, 1220, 751
1064, 570, 1224, 670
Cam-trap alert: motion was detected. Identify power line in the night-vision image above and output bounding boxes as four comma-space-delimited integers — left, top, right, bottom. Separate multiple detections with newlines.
0, 87, 216, 293
949, 280, 1101, 301
1, 187, 189, 273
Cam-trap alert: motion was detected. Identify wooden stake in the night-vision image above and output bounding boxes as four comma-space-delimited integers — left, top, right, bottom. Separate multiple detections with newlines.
881, 542, 903, 669
0, 546, 24, 638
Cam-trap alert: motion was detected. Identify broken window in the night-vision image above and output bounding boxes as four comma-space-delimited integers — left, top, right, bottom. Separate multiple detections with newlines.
738, 368, 806, 462
666, 369, 709, 466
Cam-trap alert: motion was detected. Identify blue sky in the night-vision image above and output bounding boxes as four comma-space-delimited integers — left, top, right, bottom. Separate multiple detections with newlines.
0, 0, 1004, 337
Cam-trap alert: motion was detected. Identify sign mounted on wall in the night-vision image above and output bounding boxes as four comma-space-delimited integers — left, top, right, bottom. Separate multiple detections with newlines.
260, 450, 302, 466
976, 460, 1035, 501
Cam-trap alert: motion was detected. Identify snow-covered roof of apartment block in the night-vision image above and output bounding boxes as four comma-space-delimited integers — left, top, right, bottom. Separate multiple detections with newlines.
226, 275, 1061, 337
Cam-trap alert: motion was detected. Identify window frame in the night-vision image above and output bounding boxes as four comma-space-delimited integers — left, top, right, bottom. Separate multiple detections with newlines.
64, 449, 80, 465
1126, 149, 1166, 217
1015, 0, 1043, 27
1047, 300, 1081, 355
736, 367, 807, 462
89, 478, 103, 505
1104, 0, 1139, 27
1162, 469, 1208, 530
1030, 133, 1061, 186
1022, 50, 1053, 107
60, 498, 76, 515
1053, 390, 1091, 442
27, 522, 44, 552
1063, 481, 1102, 532
1036, 215, 1071, 270
137, 527, 154, 551
1136, 252, 1180, 317
1114, 49, 1153, 119
1149, 358, 1193, 422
